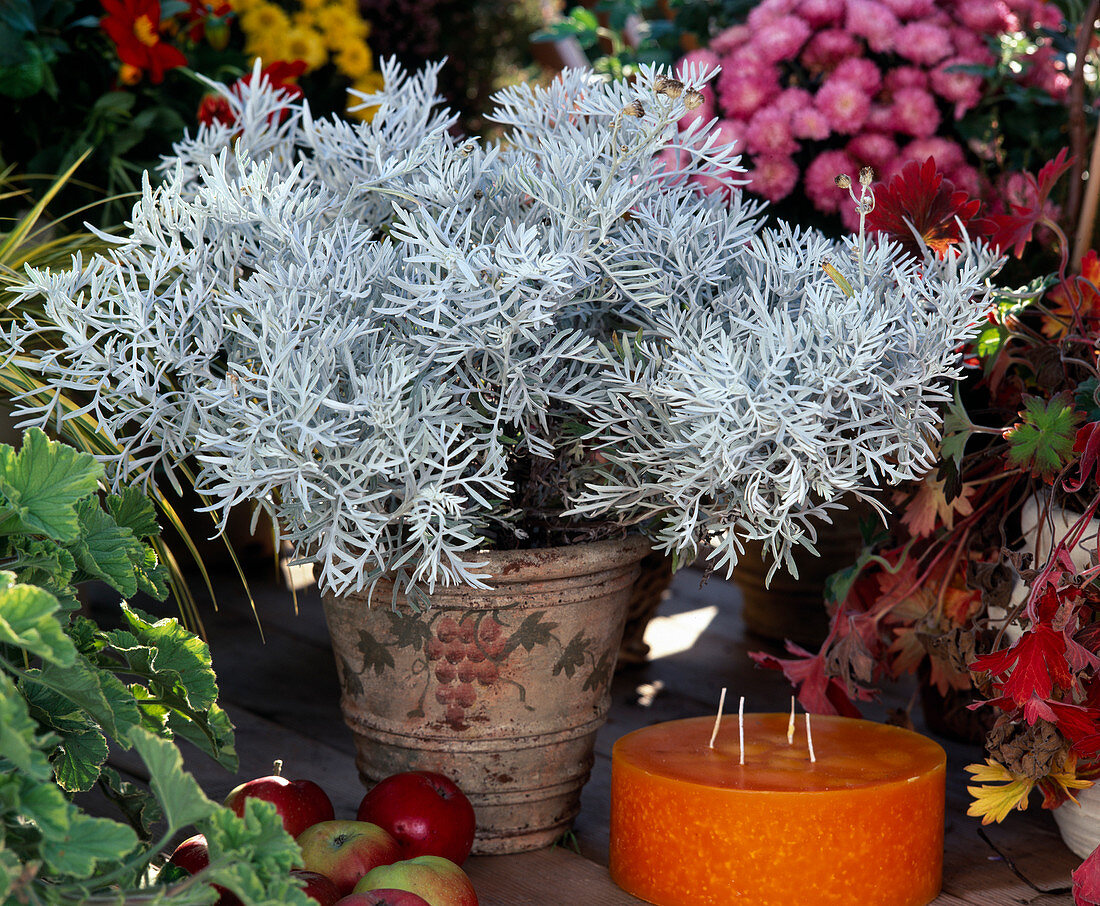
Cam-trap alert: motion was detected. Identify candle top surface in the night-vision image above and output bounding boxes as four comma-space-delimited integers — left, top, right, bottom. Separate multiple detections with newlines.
614, 714, 945, 792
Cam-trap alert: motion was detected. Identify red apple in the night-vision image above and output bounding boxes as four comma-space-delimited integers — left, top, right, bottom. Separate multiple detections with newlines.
291, 868, 342, 906
224, 760, 335, 838
334, 892, 431, 906
297, 820, 402, 896
158, 834, 241, 906
352, 856, 478, 906
356, 772, 476, 865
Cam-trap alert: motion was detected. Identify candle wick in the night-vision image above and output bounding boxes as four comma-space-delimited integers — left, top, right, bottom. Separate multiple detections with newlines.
738, 695, 745, 766
806, 712, 816, 764
787, 695, 795, 745
708, 686, 727, 749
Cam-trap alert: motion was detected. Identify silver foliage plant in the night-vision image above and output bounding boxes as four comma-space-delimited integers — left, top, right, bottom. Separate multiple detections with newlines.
6, 58, 998, 599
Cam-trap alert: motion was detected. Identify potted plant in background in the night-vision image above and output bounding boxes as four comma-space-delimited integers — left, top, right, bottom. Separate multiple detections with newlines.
753, 142, 1100, 874
3, 57, 998, 852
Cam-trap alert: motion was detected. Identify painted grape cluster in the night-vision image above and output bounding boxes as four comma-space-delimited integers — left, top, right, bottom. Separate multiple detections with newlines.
426, 614, 507, 730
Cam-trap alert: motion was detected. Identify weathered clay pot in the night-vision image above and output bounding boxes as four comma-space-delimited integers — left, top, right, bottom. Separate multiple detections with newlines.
321, 535, 650, 854
734, 501, 871, 650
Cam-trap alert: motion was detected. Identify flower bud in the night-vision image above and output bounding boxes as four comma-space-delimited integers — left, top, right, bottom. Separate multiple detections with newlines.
859, 166, 874, 187
657, 78, 684, 99
621, 100, 644, 118
683, 89, 704, 110
834, 174, 851, 190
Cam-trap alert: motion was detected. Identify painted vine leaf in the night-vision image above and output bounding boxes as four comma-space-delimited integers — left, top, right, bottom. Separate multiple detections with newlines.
503, 612, 559, 656
583, 652, 614, 693
384, 609, 431, 651
553, 630, 592, 679
356, 630, 395, 676
337, 654, 364, 697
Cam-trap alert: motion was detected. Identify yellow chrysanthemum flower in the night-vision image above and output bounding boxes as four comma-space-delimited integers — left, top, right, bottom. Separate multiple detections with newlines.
347, 70, 385, 122
245, 36, 287, 64
239, 2, 290, 36
292, 9, 317, 28
315, 4, 367, 48
283, 25, 328, 71
335, 39, 372, 80
300, 0, 327, 9
228, 0, 261, 12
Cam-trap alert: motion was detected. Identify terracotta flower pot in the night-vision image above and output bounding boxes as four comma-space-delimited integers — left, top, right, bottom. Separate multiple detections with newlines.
321, 535, 651, 854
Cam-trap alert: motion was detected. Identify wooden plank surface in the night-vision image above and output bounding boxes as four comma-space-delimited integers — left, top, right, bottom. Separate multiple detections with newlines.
92, 563, 1078, 905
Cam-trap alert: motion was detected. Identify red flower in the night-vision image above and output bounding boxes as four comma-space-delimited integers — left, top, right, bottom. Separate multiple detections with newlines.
197, 61, 308, 127
866, 156, 990, 259
101, 0, 187, 84
183, 0, 233, 47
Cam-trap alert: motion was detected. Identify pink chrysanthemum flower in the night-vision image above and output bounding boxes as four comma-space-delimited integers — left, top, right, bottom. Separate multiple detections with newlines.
747, 0, 799, 29
775, 87, 815, 113
1023, 45, 1071, 101
895, 21, 953, 66
889, 86, 941, 137
717, 66, 782, 119
805, 149, 858, 212
949, 26, 994, 61
900, 137, 966, 173
832, 57, 884, 94
846, 133, 899, 169
801, 28, 862, 71
956, 0, 1012, 32
884, 66, 929, 92
879, 0, 935, 19
797, 0, 845, 28
945, 163, 983, 200
747, 154, 801, 202
745, 107, 799, 156
864, 103, 896, 132
710, 24, 750, 55
815, 76, 872, 133
791, 106, 831, 140
844, 0, 899, 54
1017, 0, 1065, 30
754, 14, 813, 64
930, 57, 983, 118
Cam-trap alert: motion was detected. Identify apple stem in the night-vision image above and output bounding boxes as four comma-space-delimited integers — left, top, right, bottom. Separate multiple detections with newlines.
273, 759, 283, 777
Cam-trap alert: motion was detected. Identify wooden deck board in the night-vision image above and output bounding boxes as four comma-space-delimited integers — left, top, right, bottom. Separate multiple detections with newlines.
97, 565, 1078, 904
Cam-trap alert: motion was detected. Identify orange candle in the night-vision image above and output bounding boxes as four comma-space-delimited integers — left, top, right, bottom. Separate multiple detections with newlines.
610, 713, 945, 906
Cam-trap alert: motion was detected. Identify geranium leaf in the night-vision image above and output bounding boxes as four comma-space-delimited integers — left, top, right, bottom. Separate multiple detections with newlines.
939, 384, 974, 467
970, 623, 1071, 706
0, 571, 75, 665
1004, 395, 1080, 477
1067, 421, 1100, 492
130, 727, 218, 832
0, 428, 102, 542
1074, 838, 1100, 906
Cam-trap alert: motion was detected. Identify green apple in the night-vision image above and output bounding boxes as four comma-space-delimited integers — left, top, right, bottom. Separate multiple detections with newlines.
352, 856, 478, 906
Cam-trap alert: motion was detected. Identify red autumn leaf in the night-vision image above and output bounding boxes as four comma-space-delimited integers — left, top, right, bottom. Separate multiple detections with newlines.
989, 147, 1074, 257
1073, 842, 1100, 906
1048, 700, 1100, 757
970, 623, 1072, 705
1067, 420, 1100, 493
866, 156, 989, 259
749, 642, 868, 717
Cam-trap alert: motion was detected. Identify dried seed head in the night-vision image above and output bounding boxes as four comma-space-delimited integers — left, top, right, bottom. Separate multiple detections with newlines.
834, 174, 852, 190
683, 88, 704, 110
658, 78, 685, 99
621, 100, 645, 118
859, 166, 874, 187
654, 75, 671, 93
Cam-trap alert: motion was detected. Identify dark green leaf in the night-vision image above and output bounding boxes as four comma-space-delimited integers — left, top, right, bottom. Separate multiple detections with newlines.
1077, 377, 1100, 422
51, 726, 108, 792
0, 672, 54, 780
384, 609, 431, 651
39, 808, 139, 876
106, 486, 161, 539
1005, 394, 1080, 477
98, 765, 163, 840
70, 497, 141, 597
939, 385, 973, 467
30, 654, 142, 743
552, 630, 589, 679
166, 701, 237, 771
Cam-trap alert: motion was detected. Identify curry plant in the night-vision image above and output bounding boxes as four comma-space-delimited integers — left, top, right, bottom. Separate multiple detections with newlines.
0, 428, 311, 905
6, 58, 999, 602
